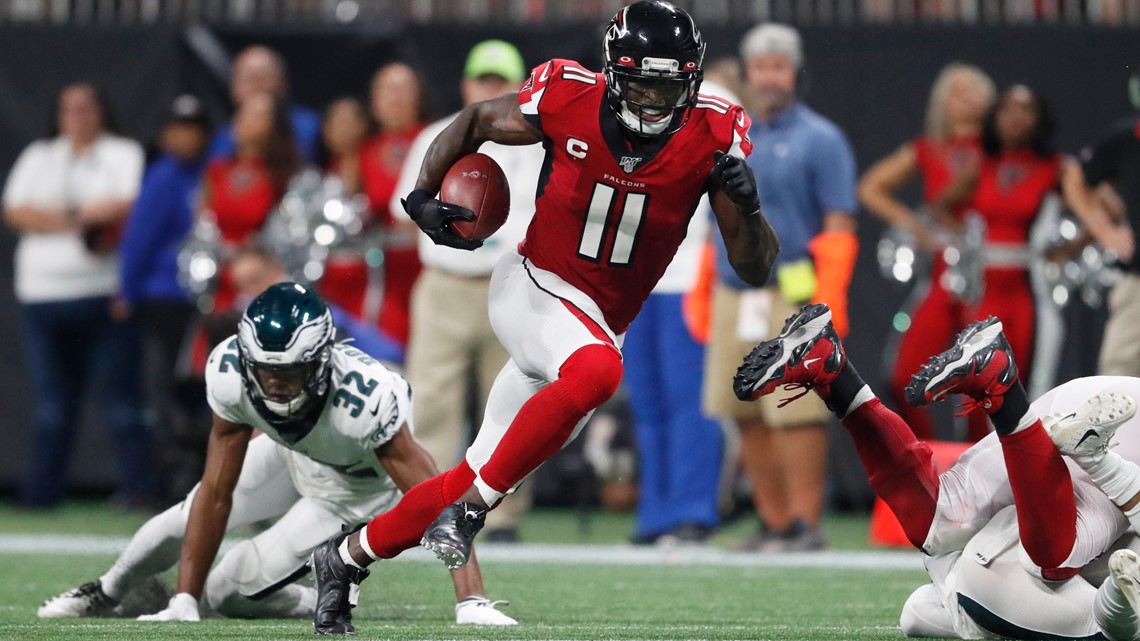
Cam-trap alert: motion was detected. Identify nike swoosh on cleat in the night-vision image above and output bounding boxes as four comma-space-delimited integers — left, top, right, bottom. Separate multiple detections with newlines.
802, 358, 821, 368
1075, 429, 1100, 449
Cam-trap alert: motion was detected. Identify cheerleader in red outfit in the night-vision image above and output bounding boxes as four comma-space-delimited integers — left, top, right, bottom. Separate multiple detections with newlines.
316, 97, 371, 317
859, 63, 996, 440
360, 63, 428, 347
936, 85, 1066, 421
202, 93, 298, 311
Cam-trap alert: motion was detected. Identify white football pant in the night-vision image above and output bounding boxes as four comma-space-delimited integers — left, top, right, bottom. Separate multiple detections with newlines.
901, 376, 1140, 639
100, 435, 398, 617
466, 251, 624, 501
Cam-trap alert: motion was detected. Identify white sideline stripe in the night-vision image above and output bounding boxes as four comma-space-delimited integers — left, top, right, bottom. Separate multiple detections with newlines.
0, 534, 924, 571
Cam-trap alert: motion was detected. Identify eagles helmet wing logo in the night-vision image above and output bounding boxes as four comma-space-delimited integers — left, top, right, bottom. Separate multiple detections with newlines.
619, 155, 643, 174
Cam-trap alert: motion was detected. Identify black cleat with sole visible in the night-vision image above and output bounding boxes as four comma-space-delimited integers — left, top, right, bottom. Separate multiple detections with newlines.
421, 502, 486, 570
733, 303, 844, 403
311, 534, 370, 636
904, 316, 1017, 411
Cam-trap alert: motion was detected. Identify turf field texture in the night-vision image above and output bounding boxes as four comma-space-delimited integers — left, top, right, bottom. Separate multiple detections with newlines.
0, 503, 928, 641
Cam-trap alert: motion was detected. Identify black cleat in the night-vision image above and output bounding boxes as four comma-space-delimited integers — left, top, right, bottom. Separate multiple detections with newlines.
733, 303, 844, 403
37, 580, 118, 618
311, 534, 370, 636
421, 502, 486, 570
904, 316, 1017, 412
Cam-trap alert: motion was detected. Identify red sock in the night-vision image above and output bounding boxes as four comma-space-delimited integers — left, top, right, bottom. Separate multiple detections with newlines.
842, 398, 940, 549
478, 344, 623, 494
363, 460, 476, 559
998, 423, 1078, 577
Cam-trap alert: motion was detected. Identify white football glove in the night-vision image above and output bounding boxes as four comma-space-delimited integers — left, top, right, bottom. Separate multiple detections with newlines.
137, 592, 200, 622
454, 596, 517, 625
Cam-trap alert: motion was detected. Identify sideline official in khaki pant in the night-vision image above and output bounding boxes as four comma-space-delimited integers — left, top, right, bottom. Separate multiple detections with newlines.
705, 23, 859, 551
389, 40, 546, 539
1100, 274, 1140, 376
703, 285, 834, 551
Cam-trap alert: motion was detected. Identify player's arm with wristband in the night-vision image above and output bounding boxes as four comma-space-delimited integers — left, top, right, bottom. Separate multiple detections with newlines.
402, 93, 544, 251
138, 414, 252, 621
374, 426, 517, 625
709, 150, 780, 287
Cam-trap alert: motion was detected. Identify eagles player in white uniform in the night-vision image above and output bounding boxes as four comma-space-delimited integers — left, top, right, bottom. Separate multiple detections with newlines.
736, 302, 1140, 640
37, 283, 515, 630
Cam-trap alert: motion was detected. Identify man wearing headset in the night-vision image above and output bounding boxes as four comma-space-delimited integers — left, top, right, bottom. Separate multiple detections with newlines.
702, 23, 858, 552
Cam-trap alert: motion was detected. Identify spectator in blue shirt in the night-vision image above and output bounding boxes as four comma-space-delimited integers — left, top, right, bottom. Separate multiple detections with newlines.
206, 46, 321, 164
118, 94, 212, 501
702, 24, 858, 552
120, 95, 208, 313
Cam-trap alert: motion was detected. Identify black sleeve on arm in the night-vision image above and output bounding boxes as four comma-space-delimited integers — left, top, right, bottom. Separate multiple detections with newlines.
522, 111, 542, 132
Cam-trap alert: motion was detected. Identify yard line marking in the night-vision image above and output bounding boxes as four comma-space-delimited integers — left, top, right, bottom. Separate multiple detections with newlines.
0, 534, 924, 571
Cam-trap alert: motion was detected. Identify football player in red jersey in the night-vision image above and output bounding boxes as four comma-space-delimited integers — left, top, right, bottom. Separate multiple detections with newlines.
734, 302, 1140, 641
310, 2, 778, 632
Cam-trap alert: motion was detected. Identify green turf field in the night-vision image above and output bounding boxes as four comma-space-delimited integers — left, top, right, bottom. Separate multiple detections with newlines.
0, 503, 928, 641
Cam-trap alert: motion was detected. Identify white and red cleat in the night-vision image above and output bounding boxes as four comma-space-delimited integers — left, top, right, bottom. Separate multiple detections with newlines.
904, 316, 1018, 413
733, 303, 845, 404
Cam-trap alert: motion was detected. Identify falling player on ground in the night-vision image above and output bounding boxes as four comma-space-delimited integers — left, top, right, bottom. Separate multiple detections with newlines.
37, 283, 515, 628
310, 0, 779, 633
735, 302, 1140, 640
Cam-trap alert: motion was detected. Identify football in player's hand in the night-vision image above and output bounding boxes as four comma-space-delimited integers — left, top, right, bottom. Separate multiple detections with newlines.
440, 153, 510, 242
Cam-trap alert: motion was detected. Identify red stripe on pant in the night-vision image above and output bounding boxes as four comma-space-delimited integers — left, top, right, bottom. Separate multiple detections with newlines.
476, 302, 620, 493
362, 307, 623, 558
478, 343, 622, 493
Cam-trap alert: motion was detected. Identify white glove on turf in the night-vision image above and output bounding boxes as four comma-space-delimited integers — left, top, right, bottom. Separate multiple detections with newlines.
455, 596, 517, 625
137, 592, 200, 622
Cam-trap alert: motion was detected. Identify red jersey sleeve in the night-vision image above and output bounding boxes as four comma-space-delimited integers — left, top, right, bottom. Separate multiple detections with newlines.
694, 93, 753, 160
727, 104, 754, 159
518, 58, 602, 135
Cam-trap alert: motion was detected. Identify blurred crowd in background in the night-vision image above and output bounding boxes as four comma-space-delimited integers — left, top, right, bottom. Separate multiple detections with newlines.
3, 1, 1139, 553
7, 0, 1140, 27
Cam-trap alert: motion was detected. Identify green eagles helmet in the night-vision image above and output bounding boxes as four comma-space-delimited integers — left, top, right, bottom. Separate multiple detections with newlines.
237, 282, 335, 426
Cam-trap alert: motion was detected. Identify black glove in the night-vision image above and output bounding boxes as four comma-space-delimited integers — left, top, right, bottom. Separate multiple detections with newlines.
710, 150, 760, 216
401, 188, 484, 251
